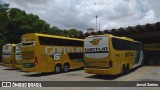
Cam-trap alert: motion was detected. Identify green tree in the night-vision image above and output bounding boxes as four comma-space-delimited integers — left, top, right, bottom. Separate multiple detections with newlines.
0, 4, 9, 62
0, 4, 83, 62
0, 4, 9, 35
67, 28, 83, 36
49, 26, 63, 36
48, 27, 83, 37
7, 8, 50, 43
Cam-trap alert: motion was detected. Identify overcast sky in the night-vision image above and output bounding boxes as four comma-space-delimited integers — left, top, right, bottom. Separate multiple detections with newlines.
2, 0, 160, 32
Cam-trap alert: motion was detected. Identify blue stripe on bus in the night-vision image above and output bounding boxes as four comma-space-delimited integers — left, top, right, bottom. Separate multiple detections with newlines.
134, 50, 140, 64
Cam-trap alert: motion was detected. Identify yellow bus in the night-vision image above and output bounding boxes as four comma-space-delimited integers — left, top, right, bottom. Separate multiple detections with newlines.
84, 34, 143, 75
15, 43, 22, 69
21, 33, 84, 73
2, 44, 17, 69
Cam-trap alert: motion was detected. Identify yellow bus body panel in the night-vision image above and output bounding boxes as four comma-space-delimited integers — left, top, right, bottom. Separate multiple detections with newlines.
2, 44, 17, 69
84, 34, 143, 75
21, 33, 84, 72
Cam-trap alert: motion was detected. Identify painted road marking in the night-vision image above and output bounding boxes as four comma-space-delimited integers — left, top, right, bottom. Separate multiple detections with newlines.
125, 67, 149, 81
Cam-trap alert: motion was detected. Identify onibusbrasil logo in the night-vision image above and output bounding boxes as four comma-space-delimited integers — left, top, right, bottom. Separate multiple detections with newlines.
2, 82, 42, 87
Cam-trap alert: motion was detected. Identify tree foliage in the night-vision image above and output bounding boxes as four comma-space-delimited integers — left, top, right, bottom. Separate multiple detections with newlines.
0, 4, 83, 62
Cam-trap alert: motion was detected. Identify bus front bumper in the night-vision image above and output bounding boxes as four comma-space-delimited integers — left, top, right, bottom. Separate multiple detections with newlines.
22, 63, 39, 72
3, 63, 17, 69
21, 68, 39, 72
16, 65, 22, 69
85, 68, 114, 75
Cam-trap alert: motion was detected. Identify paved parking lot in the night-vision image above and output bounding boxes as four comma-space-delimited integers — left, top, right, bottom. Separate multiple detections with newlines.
0, 65, 160, 90
0, 65, 159, 81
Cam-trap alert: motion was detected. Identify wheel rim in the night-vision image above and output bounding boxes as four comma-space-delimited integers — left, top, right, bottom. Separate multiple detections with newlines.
56, 66, 60, 73
64, 65, 69, 72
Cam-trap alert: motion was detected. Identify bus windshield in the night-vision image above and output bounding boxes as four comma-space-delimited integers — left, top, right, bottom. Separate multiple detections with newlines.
2, 45, 12, 57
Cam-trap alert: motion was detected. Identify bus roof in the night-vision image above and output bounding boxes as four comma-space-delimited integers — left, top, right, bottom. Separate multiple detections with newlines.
16, 43, 22, 46
22, 33, 84, 41
3, 44, 16, 46
86, 34, 140, 43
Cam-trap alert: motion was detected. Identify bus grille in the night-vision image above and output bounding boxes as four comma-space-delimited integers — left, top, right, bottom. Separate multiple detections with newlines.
3, 60, 11, 64
22, 51, 34, 60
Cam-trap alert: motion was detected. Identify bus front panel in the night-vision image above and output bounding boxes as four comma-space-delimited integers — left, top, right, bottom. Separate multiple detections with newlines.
84, 36, 113, 75
2, 44, 16, 68
21, 35, 40, 72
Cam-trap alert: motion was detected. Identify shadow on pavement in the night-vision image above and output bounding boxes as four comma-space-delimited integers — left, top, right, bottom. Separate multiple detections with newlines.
85, 74, 121, 80
3, 68, 18, 70
85, 66, 143, 80
23, 67, 84, 77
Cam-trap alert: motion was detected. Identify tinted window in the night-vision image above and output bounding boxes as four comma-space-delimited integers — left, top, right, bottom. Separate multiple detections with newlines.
68, 52, 84, 59
112, 37, 142, 50
39, 36, 83, 47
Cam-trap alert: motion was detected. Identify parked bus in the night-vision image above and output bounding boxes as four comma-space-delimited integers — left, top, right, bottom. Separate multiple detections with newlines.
21, 33, 84, 73
2, 44, 16, 68
15, 43, 22, 69
84, 34, 143, 75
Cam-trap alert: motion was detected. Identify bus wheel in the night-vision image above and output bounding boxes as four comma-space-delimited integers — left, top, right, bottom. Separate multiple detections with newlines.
63, 63, 69, 72
125, 64, 129, 74
121, 65, 125, 76
55, 64, 62, 73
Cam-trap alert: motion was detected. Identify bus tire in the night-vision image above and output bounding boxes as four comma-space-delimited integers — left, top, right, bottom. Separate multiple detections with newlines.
63, 63, 70, 72
55, 64, 62, 73
121, 65, 125, 76
125, 64, 129, 74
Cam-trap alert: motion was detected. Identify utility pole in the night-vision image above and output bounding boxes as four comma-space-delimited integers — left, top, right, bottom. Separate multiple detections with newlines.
99, 23, 100, 31
95, 15, 98, 31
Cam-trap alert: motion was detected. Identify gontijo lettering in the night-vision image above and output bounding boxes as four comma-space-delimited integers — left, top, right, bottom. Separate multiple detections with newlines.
85, 47, 108, 53
45, 46, 83, 55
